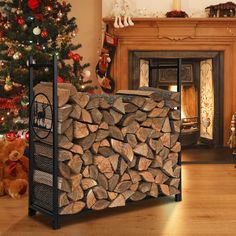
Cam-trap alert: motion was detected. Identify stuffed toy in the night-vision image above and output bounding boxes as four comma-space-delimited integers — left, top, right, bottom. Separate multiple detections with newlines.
0, 137, 28, 199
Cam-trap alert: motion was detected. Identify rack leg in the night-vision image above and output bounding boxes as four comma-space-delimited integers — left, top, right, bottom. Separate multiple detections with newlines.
175, 193, 182, 202
28, 207, 37, 217
52, 217, 60, 230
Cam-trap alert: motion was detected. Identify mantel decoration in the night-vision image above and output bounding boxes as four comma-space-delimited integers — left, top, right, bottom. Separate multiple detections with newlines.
166, 0, 188, 18
205, 2, 236, 18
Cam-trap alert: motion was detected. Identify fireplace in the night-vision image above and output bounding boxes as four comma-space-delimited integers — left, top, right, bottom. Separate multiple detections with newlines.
103, 17, 236, 146
129, 51, 224, 147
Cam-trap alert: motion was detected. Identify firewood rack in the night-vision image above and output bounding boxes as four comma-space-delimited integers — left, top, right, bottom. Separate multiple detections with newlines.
28, 56, 182, 230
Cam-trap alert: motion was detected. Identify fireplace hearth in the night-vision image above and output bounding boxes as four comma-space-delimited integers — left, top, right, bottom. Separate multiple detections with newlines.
129, 51, 224, 147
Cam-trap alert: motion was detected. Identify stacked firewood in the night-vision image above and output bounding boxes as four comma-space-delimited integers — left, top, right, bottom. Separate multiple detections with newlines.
33, 82, 181, 215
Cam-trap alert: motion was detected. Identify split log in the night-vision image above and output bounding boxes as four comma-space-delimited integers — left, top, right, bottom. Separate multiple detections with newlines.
170, 133, 179, 148
88, 124, 99, 133
138, 157, 152, 171
108, 175, 120, 191
109, 126, 124, 141
157, 100, 165, 108
162, 160, 174, 177
135, 110, 147, 122
59, 192, 70, 207
139, 182, 152, 193
76, 133, 96, 150
152, 118, 165, 131
126, 134, 138, 148
81, 150, 93, 165
99, 122, 109, 130
169, 186, 180, 195
82, 166, 90, 178
155, 170, 169, 184
97, 173, 108, 190
108, 192, 118, 201
60, 201, 85, 215
159, 147, 170, 160
99, 97, 111, 109
130, 96, 146, 107
159, 184, 170, 196
100, 139, 110, 147
59, 162, 71, 179
70, 174, 83, 191
93, 186, 108, 200
160, 133, 171, 148
73, 121, 89, 139
92, 142, 100, 154
169, 178, 180, 189
102, 110, 115, 125
86, 97, 100, 110
70, 92, 90, 108
125, 103, 139, 113
95, 156, 113, 174
130, 182, 139, 192
92, 200, 110, 211
111, 139, 134, 162
162, 117, 171, 133
81, 178, 97, 190
168, 153, 178, 166
110, 109, 123, 124
148, 108, 165, 118
112, 97, 125, 114
134, 143, 149, 157
174, 166, 181, 178
119, 158, 128, 176
142, 99, 157, 112
89, 165, 99, 180
67, 186, 84, 201
34, 83, 70, 108
87, 189, 96, 209
95, 130, 109, 142
149, 183, 158, 198
129, 155, 137, 168
109, 194, 126, 208
108, 154, 119, 172
150, 155, 163, 168
121, 113, 137, 126
141, 118, 152, 127
171, 142, 181, 153
90, 109, 103, 124
169, 110, 181, 120
64, 124, 73, 142
129, 170, 142, 184
130, 191, 146, 201
98, 147, 115, 157
71, 144, 84, 155
80, 109, 92, 123
149, 139, 163, 154
70, 105, 82, 121
140, 171, 155, 183
122, 121, 140, 136
120, 173, 130, 182
136, 127, 152, 142
122, 190, 135, 200
170, 120, 182, 133
114, 181, 132, 193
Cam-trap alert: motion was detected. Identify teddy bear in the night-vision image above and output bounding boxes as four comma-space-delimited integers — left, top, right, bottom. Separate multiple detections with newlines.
0, 137, 28, 199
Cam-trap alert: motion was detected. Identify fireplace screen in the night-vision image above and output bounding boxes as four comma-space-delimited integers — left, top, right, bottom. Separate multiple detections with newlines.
200, 59, 214, 140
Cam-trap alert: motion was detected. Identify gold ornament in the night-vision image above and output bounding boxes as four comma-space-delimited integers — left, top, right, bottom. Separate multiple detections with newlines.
4, 75, 13, 91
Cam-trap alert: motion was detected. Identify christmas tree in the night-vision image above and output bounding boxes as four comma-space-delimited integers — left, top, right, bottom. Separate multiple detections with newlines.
0, 0, 95, 135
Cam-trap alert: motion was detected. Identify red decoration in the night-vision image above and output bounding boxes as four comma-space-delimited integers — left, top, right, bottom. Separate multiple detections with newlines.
73, 54, 80, 62
33, 13, 43, 21
5, 131, 18, 142
41, 30, 48, 38
68, 51, 74, 59
57, 76, 64, 83
25, 131, 29, 141
0, 97, 20, 109
17, 18, 25, 25
28, 0, 41, 11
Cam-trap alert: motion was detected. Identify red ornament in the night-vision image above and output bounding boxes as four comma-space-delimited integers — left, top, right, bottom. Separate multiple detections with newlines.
57, 76, 64, 83
41, 30, 48, 38
5, 131, 18, 142
68, 51, 74, 59
17, 18, 25, 25
28, 0, 41, 11
73, 54, 80, 62
25, 131, 29, 141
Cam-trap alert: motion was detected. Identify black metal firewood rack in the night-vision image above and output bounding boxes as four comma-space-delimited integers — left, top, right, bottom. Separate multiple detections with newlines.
28, 56, 182, 230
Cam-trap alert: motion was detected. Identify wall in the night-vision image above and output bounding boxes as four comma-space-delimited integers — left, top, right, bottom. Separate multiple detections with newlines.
102, 0, 236, 17
69, 0, 102, 87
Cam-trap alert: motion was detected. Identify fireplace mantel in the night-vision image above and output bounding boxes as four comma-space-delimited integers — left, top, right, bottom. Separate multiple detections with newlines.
103, 17, 236, 146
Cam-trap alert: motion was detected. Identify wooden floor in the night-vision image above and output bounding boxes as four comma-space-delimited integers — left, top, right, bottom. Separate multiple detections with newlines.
1, 163, 236, 236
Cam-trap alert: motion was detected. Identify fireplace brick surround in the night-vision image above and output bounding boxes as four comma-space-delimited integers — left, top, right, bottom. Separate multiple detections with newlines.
103, 17, 236, 146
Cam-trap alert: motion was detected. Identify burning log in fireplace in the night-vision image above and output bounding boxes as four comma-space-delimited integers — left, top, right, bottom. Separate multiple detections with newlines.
32, 83, 181, 215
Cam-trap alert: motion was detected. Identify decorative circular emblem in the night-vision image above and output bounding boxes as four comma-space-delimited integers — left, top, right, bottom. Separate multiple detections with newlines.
30, 93, 53, 140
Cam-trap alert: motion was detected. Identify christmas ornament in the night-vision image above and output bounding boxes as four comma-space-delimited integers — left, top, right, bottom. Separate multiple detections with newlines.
57, 76, 64, 83
73, 54, 80, 62
16, 8, 23, 15
4, 22, 10, 29
13, 52, 22, 60
46, 6, 52, 11
17, 18, 25, 25
58, 11, 63, 18
25, 131, 30, 141
41, 30, 48, 38
5, 131, 18, 141
84, 70, 91, 79
20, 96, 29, 107
68, 51, 74, 59
4, 75, 13, 91
28, 0, 41, 11
26, 16, 34, 22
33, 26, 41, 35
21, 24, 28, 31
